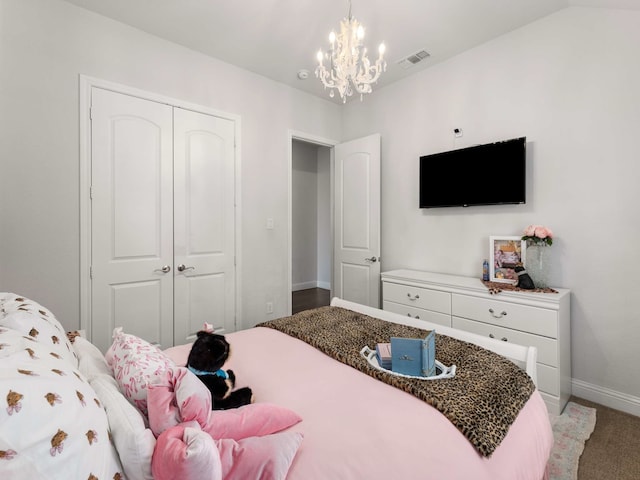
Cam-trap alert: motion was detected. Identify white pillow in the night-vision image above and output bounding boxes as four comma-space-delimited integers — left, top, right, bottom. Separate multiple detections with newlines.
73, 336, 113, 381
0, 326, 124, 479
105, 327, 175, 416
0, 293, 78, 367
90, 374, 157, 480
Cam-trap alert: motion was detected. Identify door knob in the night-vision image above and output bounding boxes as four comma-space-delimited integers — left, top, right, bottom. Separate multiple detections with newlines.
154, 265, 171, 273
365, 256, 378, 263
177, 264, 195, 272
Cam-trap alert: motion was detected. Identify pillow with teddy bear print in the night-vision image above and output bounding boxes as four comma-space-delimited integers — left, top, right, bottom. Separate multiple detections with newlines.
0, 326, 124, 480
0, 292, 78, 367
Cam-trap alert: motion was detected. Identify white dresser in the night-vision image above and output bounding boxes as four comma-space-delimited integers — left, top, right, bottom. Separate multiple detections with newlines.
381, 269, 571, 415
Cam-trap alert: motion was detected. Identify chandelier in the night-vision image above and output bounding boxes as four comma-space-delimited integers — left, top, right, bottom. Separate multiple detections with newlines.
315, 0, 387, 103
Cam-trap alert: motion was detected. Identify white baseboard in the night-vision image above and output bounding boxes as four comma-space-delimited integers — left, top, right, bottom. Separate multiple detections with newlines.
292, 281, 331, 292
292, 281, 318, 292
572, 378, 640, 417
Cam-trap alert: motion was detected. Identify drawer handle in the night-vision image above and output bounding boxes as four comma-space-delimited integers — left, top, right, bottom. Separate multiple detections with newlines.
489, 334, 509, 342
488, 308, 507, 318
407, 293, 420, 301
406, 313, 421, 319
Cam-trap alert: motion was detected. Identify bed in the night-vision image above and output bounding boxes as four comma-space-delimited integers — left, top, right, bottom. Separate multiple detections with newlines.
0, 293, 553, 480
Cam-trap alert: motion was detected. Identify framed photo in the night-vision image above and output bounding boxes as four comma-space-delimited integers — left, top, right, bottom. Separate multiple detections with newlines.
489, 236, 526, 284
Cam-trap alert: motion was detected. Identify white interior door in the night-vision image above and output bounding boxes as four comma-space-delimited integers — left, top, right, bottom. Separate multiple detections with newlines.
333, 133, 381, 307
90, 88, 174, 352
173, 108, 236, 344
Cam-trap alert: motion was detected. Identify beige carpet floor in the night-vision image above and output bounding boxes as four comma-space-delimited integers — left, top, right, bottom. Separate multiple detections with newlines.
571, 396, 640, 480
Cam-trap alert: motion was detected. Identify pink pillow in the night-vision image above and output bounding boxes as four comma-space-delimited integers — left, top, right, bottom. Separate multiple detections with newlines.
147, 367, 207, 436
146, 382, 182, 437
204, 404, 303, 441
152, 423, 221, 480
174, 368, 213, 423
105, 327, 175, 416
216, 431, 304, 480
151, 425, 303, 480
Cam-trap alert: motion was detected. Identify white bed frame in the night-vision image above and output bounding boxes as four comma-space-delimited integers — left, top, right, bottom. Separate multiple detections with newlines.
331, 297, 538, 386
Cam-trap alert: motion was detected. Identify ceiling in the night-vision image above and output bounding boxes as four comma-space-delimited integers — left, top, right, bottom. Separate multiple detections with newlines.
62, 0, 639, 104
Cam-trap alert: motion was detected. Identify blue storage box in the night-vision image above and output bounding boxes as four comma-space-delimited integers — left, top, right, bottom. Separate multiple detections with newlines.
390, 330, 436, 377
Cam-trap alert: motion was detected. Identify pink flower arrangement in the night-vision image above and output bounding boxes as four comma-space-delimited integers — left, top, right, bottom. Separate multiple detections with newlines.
522, 225, 553, 246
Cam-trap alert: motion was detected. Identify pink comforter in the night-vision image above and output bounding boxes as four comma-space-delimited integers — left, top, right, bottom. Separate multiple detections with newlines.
165, 327, 553, 480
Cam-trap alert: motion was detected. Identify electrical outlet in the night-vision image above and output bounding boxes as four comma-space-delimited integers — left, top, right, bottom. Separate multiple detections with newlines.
266, 302, 274, 314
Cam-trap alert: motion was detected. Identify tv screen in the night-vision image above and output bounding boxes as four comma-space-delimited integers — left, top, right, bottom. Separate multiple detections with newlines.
419, 137, 526, 208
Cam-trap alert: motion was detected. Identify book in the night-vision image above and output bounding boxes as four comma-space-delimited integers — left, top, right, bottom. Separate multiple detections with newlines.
375, 343, 392, 369
390, 330, 436, 377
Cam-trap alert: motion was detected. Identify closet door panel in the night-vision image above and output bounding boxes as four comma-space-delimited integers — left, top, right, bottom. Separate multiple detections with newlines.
90, 87, 174, 352
174, 108, 236, 343
182, 274, 226, 339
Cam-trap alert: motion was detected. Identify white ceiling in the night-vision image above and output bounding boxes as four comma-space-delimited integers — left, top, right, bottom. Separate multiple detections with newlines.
62, 0, 639, 103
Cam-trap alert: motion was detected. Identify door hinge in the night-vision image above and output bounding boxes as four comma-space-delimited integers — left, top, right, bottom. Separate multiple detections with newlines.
89, 186, 93, 199
89, 266, 93, 279
89, 106, 92, 120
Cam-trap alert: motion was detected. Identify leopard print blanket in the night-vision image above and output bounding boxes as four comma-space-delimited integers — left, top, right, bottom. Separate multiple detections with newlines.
257, 306, 535, 457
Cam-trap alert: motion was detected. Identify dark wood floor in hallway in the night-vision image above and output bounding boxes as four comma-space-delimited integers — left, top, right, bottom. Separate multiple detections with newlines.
292, 288, 330, 314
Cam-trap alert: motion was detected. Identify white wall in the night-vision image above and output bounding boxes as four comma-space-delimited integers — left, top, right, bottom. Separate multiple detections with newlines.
316, 147, 331, 290
343, 7, 640, 407
292, 140, 319, 290
0, 0, 342, 330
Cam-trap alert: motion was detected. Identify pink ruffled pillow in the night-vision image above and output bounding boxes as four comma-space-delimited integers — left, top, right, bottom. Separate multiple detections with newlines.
152, 424, 303, 480
205, 404, 303, 441
148, 368, 304, 480
147, 367, 302, 439
147, 367, 200, 436
151, 423, 222, 480
216, 431, 303, 480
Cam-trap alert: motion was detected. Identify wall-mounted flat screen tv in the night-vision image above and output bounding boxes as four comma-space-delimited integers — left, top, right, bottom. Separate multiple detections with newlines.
419, 136, 526, 208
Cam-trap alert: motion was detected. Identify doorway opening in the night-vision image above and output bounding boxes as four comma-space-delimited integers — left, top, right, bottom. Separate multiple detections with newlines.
291, 139, 332, 313
288, 131, 380, 314
289, 131, 337, 314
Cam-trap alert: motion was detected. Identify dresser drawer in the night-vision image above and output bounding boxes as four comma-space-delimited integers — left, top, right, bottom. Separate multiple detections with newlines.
452, 317, 557, 367
451, 294, 557, 338
383, 301, 452, 327
383, 282, 451, 314
538, 364, 559, 396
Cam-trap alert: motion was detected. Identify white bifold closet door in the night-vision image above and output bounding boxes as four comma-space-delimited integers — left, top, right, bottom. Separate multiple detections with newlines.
90, 87, 236, 352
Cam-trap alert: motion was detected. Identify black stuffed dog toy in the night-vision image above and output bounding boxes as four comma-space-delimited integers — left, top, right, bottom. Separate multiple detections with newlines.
187, 330, 253, 410
514, 264, 535, 290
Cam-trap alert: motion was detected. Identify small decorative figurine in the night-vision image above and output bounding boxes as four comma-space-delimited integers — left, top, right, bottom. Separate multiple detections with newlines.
514, 264, 535, 290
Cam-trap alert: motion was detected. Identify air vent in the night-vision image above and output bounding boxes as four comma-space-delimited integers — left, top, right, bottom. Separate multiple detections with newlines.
397, 49, 431, 69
